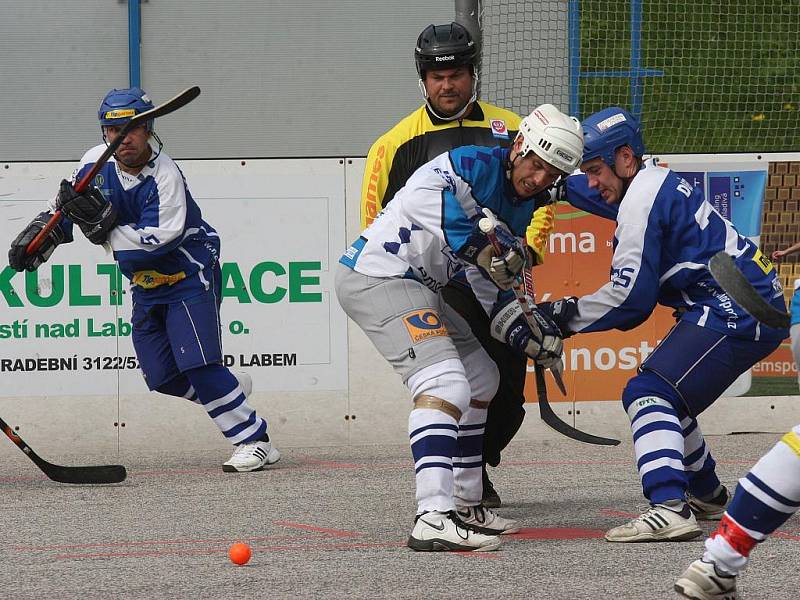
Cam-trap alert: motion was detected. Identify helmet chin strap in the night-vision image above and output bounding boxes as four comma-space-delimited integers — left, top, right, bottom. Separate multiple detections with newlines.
418, 74, 478, 122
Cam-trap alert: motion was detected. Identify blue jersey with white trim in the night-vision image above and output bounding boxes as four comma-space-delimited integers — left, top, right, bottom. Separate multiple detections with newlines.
569, 159, 787, 341
55, 144, 220, 305
340, 145, 538, 312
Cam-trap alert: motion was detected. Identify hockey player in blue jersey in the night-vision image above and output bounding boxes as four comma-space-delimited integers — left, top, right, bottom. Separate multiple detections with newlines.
540, 107, 789, 543
8, 87, 280, 473
336, 103, 584, 551
673, 243, 800, 599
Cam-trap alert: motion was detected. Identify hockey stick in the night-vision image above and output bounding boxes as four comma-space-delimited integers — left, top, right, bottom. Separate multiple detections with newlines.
477, 215, 568, 394
479, 212, 620, 446
1, 416, 126, 484
26, 85, 202, 255
708, 251, 790, 330
533, 365, 620, 446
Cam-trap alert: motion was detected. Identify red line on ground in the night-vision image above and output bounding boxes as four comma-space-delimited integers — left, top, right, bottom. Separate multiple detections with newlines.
599, 508, 639, 519
54, 540, 406, 560
273, 521, 361, 538
453, 550, 503, 559
300, 458, 363, 469
502, 459, 630, 466
772, 531, 800, 541
14, 533, 324, 552
506, 527, 606, 540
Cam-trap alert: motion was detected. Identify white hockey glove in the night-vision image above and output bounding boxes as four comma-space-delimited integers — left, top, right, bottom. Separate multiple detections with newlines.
474, 223, 526, 290
490, 297, 563, 369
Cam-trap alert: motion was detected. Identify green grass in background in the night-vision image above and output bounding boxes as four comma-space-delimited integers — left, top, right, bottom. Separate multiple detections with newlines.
580, 0, 799, 153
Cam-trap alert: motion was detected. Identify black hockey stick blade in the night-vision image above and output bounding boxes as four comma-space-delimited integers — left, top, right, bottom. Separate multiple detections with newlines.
1, 417, 126, 484
708, 251, 790, 329
535, 366, 620, 446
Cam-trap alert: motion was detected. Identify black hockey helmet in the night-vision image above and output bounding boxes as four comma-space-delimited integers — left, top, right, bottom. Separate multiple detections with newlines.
414, 22, 478, 77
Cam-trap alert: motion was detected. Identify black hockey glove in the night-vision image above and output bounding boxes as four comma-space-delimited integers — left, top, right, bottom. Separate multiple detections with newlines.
8, 211, 65, 272
57, 179, 117, 244
490, 296, 563, 369
538, 296, 579, 338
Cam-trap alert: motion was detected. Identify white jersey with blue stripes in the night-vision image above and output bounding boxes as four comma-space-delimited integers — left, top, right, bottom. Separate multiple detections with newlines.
571, 159, 786, 341
340, 145, 539, 313
53, 144, 220, 305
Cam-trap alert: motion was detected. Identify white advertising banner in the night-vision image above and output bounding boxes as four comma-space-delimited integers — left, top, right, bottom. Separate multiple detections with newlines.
0, 159, 348, 397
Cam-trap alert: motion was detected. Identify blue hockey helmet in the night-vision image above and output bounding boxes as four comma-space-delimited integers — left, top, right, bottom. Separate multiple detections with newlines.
581, 107, 645, 167
98, 87, 154, 130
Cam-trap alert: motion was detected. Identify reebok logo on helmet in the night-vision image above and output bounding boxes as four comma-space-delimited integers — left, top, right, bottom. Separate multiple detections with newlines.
556, 149, 574, 163
435, 55, 456, 61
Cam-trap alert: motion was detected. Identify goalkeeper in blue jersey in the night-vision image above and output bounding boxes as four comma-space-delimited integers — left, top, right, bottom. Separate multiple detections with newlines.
540, 107, 789, 543
8, 87, 280, 473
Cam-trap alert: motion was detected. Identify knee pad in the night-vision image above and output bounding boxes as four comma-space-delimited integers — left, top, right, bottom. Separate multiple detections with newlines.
407, 358, 471, 417
460, 348, 500, 404
622, 370, 685, 419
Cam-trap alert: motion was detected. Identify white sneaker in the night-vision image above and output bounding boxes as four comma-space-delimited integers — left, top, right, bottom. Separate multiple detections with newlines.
407, 510, 501, 552
675, 559, 737, 599
456, 504, 521, 535
232, 370, 253, 397
687, 486, 730, 521
222, 437, 280, 472
605, 504, 702, 542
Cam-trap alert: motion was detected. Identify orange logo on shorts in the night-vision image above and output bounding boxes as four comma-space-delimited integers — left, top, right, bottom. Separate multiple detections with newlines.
403, 310, 448, 344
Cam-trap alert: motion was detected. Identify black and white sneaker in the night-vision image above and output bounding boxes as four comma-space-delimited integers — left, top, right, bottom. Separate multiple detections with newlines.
605, 503, 702, 543
456, 504, 520, 534
407, 510, 501, 552
222, 435, 280, 472
675, 559, 737, 599
687, 486, 730, 521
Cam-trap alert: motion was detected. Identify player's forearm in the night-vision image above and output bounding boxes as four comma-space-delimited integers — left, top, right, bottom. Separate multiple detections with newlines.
776, 241, 800, 257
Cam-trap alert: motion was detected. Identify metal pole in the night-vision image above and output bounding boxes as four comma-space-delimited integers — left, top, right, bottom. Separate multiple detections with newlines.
454, 0, 481, 52
568, 0, 581, 119
128, 0, 142, 88
630, 0, 643, 118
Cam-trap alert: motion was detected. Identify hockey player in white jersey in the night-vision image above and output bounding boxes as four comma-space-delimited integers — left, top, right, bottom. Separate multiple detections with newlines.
8, 87, 279, 472
539, 107, 789, 543
336, 104, 584, 551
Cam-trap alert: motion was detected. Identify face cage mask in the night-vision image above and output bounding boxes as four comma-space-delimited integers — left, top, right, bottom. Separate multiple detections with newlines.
418, 72, 479, 122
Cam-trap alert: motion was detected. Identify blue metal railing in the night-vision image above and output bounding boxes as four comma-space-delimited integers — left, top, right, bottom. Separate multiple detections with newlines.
569, 0, 663, 120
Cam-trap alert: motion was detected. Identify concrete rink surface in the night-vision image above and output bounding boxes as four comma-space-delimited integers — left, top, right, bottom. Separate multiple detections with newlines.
1, 433, 798, 599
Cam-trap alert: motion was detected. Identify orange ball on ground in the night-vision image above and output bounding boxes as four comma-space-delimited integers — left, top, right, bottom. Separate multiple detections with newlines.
229, 542, 252, 565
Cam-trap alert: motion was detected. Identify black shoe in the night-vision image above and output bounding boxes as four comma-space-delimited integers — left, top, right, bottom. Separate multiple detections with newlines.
482, 473, 502, 508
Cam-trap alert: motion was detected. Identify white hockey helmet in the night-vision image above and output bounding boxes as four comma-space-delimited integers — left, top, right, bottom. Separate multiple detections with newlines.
515, 104, 584, 173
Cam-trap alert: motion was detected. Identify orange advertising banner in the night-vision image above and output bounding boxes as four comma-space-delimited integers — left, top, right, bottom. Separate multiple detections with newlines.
524, 199, 793, 403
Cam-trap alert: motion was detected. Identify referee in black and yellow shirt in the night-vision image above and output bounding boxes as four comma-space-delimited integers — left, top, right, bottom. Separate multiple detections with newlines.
360, 22, 556, 508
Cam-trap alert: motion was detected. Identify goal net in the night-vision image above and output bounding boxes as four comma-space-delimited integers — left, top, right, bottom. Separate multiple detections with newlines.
477, 0, 799, 154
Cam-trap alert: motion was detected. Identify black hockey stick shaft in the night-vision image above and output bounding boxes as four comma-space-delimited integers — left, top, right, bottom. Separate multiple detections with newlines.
478, 214, 568, 393
708, 251, 790, 329
478, 211, 618, 445
1, 416, 126, 484
534, 365, 620, 446
26, 86, 202, 255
